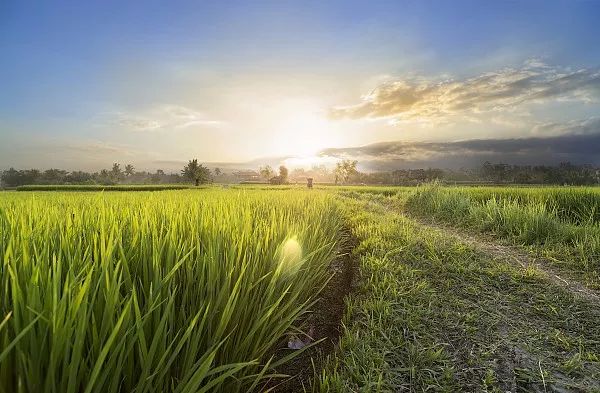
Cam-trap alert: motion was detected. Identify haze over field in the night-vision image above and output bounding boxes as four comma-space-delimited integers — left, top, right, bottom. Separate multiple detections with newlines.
1, 1, 599, 171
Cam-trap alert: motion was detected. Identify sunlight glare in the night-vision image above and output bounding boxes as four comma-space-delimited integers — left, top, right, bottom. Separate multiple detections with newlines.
278, 236, 303, 277
267, 100, 340, 157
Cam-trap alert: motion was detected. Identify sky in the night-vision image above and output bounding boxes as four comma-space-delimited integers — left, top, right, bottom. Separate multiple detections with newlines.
1, 0, 600, 171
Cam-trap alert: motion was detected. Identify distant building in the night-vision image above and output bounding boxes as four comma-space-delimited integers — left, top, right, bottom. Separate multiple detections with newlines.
232, 170, 261, 182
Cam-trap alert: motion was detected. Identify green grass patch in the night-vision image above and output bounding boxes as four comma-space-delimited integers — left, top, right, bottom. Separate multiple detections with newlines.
404, 184, 600, 287
317, 192, 600, 392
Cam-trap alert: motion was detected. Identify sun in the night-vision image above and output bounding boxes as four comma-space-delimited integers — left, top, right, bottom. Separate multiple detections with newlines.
267, 101, 340, 157
278, 116, 330, 155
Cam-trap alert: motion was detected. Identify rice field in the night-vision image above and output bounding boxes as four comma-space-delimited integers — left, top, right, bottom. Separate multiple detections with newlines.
14, 185, 196, 192
0, 189, 342, 392
1, 185, 600, 392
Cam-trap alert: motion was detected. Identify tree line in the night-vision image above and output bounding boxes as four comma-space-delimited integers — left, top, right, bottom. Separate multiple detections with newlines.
326, 161, 599, 186
1, 160, 598, 188
0, 160, 217, 188
287, 160, 599, 186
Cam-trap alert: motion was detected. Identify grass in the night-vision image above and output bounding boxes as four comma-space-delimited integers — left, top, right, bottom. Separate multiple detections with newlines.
317, 191, 600, 392
0, 189, 343, 392
454, 186, 600, 225
402, 184, 600, 225
404, 184, 600, 288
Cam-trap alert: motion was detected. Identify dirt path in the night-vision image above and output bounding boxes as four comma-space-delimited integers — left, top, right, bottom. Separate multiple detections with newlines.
412, 217, 600, 304
407, 216, 600, 391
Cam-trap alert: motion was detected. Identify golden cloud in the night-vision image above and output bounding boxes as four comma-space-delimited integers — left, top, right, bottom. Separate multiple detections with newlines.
330, 61, 600, 123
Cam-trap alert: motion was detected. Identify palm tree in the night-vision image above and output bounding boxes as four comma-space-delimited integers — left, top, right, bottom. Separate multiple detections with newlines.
125, 164, 135, 177
182, 159, 211, 186
110, 163, 123, 182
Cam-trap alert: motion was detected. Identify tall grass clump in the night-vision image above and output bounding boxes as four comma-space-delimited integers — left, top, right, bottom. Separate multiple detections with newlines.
405, 184, 594, 245
404, 185, 600, 284
469, 198, 561, 244
462, 187, 600, 226
0, 189, 342, 392
405, 183, 472, 224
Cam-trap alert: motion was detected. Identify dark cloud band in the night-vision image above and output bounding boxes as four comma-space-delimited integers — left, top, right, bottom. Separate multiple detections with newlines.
319, 132, 600, 170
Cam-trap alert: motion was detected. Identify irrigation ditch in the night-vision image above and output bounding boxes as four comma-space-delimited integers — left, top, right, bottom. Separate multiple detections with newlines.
266, 229, 359, 392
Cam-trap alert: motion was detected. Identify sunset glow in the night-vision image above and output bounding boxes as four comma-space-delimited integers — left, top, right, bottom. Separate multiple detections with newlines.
1, 1, 599, 171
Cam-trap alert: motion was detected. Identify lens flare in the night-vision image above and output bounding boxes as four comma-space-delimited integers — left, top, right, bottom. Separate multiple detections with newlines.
278, 236, 303, 276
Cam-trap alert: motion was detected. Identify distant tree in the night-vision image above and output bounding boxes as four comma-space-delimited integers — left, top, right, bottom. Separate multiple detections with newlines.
305, 165, 331, 182
514, 172, 533, 184
481, 161, 510, 183
214, 167, 222, 177
125, 164, 135, 177
424, 168, 444, 181
0, 169, 41, 187
98, 169, 113, 185
259, 165, 274, 181
334, 160, 358, 184
110, 163, 124, 182
279, 165, 288, 181
66, 171, 93, 184
1, 168, 23, 187
291, 168, 306, 178
40, 169, 68, 184
150, 170, 162, 184
268, 166, 290, 185
182, 159, 211, 186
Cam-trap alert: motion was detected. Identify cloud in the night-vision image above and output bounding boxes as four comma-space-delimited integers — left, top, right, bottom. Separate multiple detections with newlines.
61, 141, 137, 157
0, 136, 152, 171
106, 105, 223, 131
162, 105, 224, 129
531, 117, 600, 136
318, 130, 600, 170
330, 61, 600, 124
114, 116, 162, 131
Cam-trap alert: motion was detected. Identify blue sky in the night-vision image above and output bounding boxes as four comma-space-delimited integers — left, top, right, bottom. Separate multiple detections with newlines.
1, 0, 600, 170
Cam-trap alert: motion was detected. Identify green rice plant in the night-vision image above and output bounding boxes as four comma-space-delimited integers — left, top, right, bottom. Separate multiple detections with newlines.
0, 189, 343, 392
